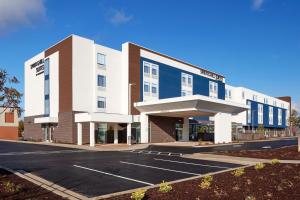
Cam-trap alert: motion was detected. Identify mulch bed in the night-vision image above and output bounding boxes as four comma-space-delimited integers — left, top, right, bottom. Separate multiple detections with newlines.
108, 163, 300, 200
217, 146, 300, 160
0, 168, 65, 200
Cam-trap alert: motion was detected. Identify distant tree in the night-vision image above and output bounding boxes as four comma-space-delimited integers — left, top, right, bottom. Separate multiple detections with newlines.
0, 69, 22, 116
257, 124, 265, 134
289, 109, 300, 127
18, 120, 24, 137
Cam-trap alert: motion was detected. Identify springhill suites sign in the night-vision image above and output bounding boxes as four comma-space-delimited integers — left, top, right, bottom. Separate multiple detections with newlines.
30, 59, 45, 76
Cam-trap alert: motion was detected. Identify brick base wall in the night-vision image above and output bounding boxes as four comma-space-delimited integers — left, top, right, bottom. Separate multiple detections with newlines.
0, 126, 18, 140
24, 116, 43, 141
52, 112, 76, 144
149, 116, 182, 143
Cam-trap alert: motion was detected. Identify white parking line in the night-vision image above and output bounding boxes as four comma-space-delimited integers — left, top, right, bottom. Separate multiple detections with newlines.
73, 165, 154, 186
154, 158, 230, 169
120, 161, 201, 176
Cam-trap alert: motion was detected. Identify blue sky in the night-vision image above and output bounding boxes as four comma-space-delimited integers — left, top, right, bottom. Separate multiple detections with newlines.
0, 0, 299, 111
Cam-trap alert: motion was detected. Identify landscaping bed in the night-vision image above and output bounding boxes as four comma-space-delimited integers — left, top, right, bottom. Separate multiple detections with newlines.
108, 163, 300, 200
217, 146, 300, 160
0, 168, 65, 200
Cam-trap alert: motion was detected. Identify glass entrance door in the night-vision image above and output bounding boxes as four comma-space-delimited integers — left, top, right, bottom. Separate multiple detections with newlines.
96, 123, 107, 144
175, 123, 183, 141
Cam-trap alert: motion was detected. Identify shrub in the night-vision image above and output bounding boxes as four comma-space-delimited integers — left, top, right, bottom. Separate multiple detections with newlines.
159, 181, 172, 193
3, 181, 20, 193
232, 168, 245, 177
270, 159, 280, 165
199, 175, 213, 189
130, 189, 146, 200
245, 196, 256, 200
254, 163, 265, 170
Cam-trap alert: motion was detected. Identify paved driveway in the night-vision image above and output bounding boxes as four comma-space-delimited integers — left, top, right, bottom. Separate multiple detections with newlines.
143, 137, 298, 154
0, 141, 241, 198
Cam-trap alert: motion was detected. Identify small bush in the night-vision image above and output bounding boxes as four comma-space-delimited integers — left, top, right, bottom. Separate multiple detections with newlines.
254, 163, 265, 170
199, 175, 213, 189
270, 159, 280, 165
159, 181, 172, 193
131, 189, 146, 200
232, 168, 245, 177
3, 181, 20, 193
245, 195, 256, 200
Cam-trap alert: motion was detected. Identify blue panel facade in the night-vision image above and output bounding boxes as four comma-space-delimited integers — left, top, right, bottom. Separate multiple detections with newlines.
246, 100, 286, 128
140, 57, 225, 100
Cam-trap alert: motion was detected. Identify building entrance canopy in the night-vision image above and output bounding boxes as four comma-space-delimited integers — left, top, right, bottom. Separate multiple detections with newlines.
134, 95, 249, 117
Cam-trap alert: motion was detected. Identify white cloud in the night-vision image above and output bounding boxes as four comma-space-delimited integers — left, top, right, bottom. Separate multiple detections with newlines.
0, 0, 46, 34
252, 0, 264, 11
110, 10, 132, 25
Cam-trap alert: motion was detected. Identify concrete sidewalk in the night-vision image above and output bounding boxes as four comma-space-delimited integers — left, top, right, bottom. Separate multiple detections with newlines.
0, 139, 149, 152
184, 153, 300, 165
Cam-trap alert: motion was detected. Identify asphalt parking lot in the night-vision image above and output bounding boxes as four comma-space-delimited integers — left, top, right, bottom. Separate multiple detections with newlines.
144, 137, 298, 154
0, 141, 242, 198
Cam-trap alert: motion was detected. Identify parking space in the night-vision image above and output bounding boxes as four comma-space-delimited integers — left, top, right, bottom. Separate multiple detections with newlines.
0, 141, 242, 197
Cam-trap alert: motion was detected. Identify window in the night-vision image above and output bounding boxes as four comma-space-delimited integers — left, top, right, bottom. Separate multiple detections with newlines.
143, 82, 150, 94
264, 98, 268, 104
44, 58, 50, 116
5, 112, 14, 123
187, 76, 192, 86
151, 83, 158, 96
97, 75, 106, 87
97, 53, 106, 66
181, 90, 186, 97
151, 65, 158, 78
242, 91, 245, 99
253, 95, 257, 101
228, 90, 232, 99
209, 81, 218, 98
258, 104, 263, 124
143, 62, 150, 76
273, 101, 277, 107
97, 97, 106, 109
278, 109, 282, 125
225, 89, 228, 98
181, 75, 186, 85
269, 106, 273, 125
247, 101, 251, 123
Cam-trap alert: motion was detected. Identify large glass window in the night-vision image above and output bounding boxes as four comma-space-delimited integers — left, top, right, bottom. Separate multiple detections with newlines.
258, 104, 263, 124
209, 81, 218, 98
269, 106, 273, 125
97, 53, 106, 66
97, 97, 106, 109
97, 75, 106, 87
278, 109, 282, 125
247, 101, 251, 123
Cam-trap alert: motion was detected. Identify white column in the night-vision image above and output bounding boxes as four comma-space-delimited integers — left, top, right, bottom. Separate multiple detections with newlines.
140, 113, 149, 143
114, 124, 118, 144
90, 122, 95, 147
49, 127, 52, 142
214, 112, 232, 144
127, 123, 132, 145
182, 117, 189, 141
77, 123, 82, 145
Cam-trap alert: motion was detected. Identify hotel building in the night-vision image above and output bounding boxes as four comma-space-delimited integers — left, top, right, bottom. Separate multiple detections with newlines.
24, 35, 291, 146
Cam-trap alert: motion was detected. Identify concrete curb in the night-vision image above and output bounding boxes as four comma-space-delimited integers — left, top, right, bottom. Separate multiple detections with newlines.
94, 164, 252, 199
183, 153, 300, 165
0, 165, 88, 200
0, 139, 149, 152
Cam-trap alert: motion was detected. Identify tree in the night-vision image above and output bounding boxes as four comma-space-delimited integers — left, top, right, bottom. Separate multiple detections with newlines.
0, 69, 22, 116
289, 109, 300, 127
18, 120, 24, 137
